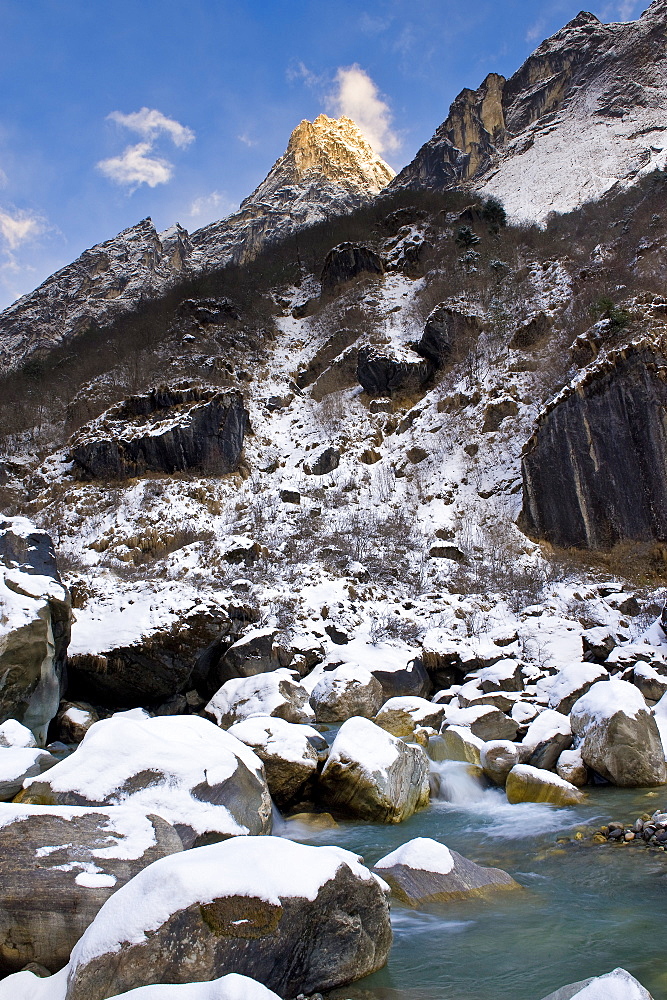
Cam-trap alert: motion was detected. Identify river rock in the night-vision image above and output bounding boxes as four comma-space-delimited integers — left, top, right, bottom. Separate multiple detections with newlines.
0, 517, 71, 744
58, 837, 392, 1000
0, 804, 182, 974
215, 628, 281, 683
54, 701, 99, 744
431, 726, 485, 765
570, 678, 667, 787
522, 709, 572, 770
70, 382, 249, 480
538, 967, 654, 1000
17, 714, 272, 848
367, 655, 431, 700
374, 696, 444, 739
309, 664, 383, 723
547, 662, 608, 715
206, 669, 312, 729
227, 716, 325, 809
320, 242, 384, 296
444, 704, 519, 742
319, 717, 430, 823
556, 748, 589, 787
0, 746, 56, 800
480, 740, 520, 786
505, 764, 585, 806
373, 837, 519, 905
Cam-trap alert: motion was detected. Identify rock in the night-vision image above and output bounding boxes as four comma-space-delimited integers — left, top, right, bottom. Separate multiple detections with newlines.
320, 242, 384, 296
522, 709, 572, 769
581, 627, 617, 663
505, 764, 585, 806
0, 719, 37, 748
477, 659, 523, 693
547, 662, 608, 714
538, 967, 654, 1000
216, 628, 282, 683
309, 664, 383, 723
480, 740, 520, 786
0, 517, 71, 744
633, 663, 667, 702
0, 804, 182, 974
519, 346, 667, 548
570, 678, 667, 787
374, 697, 444, 740
509, 311, 551, 351
54, 701, 99, 744
373, 837, 519, 905
304, 447, 340, 476
430, 726, 485, 765
416, 303, 483, 367
206, 669, 312, 729
279, 488, 301, 504
0, 746, 56, 800
556, 748, 589, 787
218, 535, 261, 565
59, 837, 392, 1000
17, 714, 272, 848
368, 655, 430, 700
227, 716, 324, 810
356, 346, 433, 396
482, 397, 518, 432
444, 704, 519, 742
319, 717, 430, 823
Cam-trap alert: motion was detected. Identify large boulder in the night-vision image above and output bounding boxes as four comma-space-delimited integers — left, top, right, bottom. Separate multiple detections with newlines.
538, 967, 654, 1000
356, 346, 433, 397
215, 628, 281, 684
319, 717, 430, 823
227, 716, 326, 810
309, 664, 383, 723
320, 242, 384, 296
444, 704, 519, 742
547, 662, 608, 715
505, 764, 585, 806
0, 746, 56, 800
206, 669, 312, 729
522, 709, 573, 770
70, 382, 248, 480
17, 714, 272, 848
480, 740, 520, 787
0, 518, 71, 744
0, 804, 182, 974
416, 303, 483, 367
373, 837, 519, 905
570, 679, 667, 787
57, 838, 392, 1000
430, 726, 484, 765
374, 696, 444, 740
519, 346, 667, 548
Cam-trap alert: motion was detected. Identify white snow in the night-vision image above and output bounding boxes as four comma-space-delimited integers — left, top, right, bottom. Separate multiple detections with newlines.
653, 692, 667, 760
68, 837, 382, 967
374, 837, 454, 874
554, 968, 653, 1000
522, 709, 571, 748
75, 872, 118, 889
570, 678, 647, 725
0, 804, 161, 861
227, 716, 321, 765
0, 747, 51, 788
206, 669, 310, 727
103, 973, 282, 999
0, 719, 37, 748
547, 662, 608, 710
509, 764, 579, 792
326, 717, 400, 780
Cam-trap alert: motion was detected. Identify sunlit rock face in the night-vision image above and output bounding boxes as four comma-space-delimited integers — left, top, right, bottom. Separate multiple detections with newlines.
391, 2, 667, 222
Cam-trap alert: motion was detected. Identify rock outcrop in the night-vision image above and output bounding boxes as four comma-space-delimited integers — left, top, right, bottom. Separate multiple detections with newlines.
70, 383, 248, 480
519, 346, 667, 549
357, 346, 433, 396
320, 243, 385, 297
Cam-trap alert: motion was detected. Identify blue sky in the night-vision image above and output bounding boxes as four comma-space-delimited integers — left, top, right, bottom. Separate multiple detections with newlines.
0, 0, 646, 309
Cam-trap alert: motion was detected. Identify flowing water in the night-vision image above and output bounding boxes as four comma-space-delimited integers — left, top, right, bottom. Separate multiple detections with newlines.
281, 762, 667, 1000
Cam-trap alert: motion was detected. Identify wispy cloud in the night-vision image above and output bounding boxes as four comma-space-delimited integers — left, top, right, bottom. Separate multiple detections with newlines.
106, 107, 195, 148
325, 64, 401, 156
286, 60, 327, 89
97, 141, 173, 189
0, 207, 45, 249
97, 107, 194, 191
237, 132, 258, 148
599, 0, 640, 20
187, 190, 236, 220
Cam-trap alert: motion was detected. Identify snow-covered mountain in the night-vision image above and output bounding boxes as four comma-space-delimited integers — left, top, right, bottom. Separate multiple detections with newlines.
391, 1, 667, 222
0, 115, 394, 371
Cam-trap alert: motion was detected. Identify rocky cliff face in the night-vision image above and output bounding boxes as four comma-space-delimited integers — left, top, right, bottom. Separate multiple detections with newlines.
391, 2, 667, 222
519, 344, 667, 549
0, 116, 393, 372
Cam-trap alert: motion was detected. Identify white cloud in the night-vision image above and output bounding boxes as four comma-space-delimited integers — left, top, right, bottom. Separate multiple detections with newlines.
0, 167, 7, 189
0, 208, 45, 249
325, 64, 401, 156
187, 190, 236, 220
600, 0, 639, 19
237, 132, 258, 148
107, 107, 195, 148
96, 142, 173, 190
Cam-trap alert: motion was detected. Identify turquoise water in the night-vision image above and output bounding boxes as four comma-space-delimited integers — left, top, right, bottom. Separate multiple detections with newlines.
282, 763, 667, 1000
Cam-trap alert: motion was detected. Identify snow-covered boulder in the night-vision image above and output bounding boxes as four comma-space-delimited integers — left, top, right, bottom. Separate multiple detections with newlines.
58, 837, 392, 1000
632, 663, 667, 703
374, 696, 444, 740
227, 716, 325, 809
0, 719, 37, 747
556, 747, 588, 787
443, 704, 518, 742
477, 659, 523, 693
0, 517, 71, 744
0, 745, 56, 800
373, 837, 518, 905
0, 972, 281, 1000
505, 764, 585, 806
480, 740, 520, 787
522, 708, 572, 770
319, 717, 430, 823
216, 628, 282, 683
55, 701, 99, 743
206, 669, 312, 729
547, 662, 607, 715
538, 967, 654, 1000
17, 714, 272, 847
570, 679, 667, 787
309, 664, 383, 723
0, 804, 182, 973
